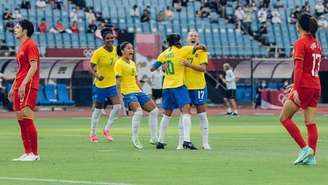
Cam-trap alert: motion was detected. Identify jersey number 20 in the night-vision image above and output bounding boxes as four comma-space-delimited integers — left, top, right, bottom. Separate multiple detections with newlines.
312, 54, 321, 77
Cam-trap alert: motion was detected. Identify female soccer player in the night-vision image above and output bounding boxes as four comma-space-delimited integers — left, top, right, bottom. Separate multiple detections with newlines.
176, 31, 210, 150
9, 20, 40, 161
151, 33, 204, 150
280, 13, 321, 165
89, 27, 122, 142
114, 42, 159, 149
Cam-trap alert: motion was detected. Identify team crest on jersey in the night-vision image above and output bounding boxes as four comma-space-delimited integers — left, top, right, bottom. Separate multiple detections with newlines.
310, 43, 317, 50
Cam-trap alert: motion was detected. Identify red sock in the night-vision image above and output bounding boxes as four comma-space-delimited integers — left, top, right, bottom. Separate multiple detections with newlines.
21, 119, 38, 156
18, 120, 32, 154
281, 118, 306, 149
306, 123, 318, 155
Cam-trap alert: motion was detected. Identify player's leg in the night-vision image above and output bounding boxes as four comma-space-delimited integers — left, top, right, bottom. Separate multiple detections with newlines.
141, 98, 159, 145
103, 87, 122, 141
229, 90, 238, 116
129, 101, 143, 149
90, 87, 106, 142
13, 110, 32, 161
196, 105, 210, 150
156, 89, 173, 149
223, 97, 232, 116
301, 106, 318, 165
176, 114, 184, 149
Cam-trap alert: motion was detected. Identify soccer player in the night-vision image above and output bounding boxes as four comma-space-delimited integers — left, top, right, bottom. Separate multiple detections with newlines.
89, 27, 121, 142
9, 19, 40, 161
220, 63, 239, 116
114, 42, 159, 149
280, 13, 321, 165
151, 33, 203, 150
176, 31, 210, 150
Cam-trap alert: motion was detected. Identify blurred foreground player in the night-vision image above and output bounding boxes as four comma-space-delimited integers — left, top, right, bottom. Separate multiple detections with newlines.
9, 19, 40, 161
280, 13, 321, 165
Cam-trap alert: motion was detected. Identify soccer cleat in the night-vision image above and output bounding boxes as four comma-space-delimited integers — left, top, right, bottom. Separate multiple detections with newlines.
224, 112, 232, 117
12, 153, 29, 161
20, 153, 40, 161
103, 130, 113, 142
301, 156, 316, 165
231, 113, 239, 117
202, 143, 211, 150
294, 146, 314, 165
89, 134, 99, 143
149, 138, 157, 145
132, 137, 143, 149
176, 144, 184, 150
183, 141, 198, 150
156, 142, 165, 149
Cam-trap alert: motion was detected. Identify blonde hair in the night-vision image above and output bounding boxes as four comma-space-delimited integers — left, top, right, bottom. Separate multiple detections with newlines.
223, 63, 231, 71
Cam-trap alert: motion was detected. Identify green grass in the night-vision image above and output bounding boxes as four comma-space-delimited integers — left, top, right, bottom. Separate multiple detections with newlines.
0, 115, 328, 185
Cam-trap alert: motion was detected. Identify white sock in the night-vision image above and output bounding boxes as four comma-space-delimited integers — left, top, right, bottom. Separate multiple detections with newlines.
148, 107, 159, 140
104, 104, 121, 131
178, 114, 184, 146
158, 115, 171, 143
90, 108, 102, 135
132, 109, 143, 139
182, 114, 192, 142
199, 112, 209, 145
227, 107, 232, 113
233, 110, 238, 114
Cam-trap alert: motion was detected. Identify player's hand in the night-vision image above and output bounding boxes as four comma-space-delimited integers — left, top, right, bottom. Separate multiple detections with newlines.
97, 75, 104, 81
8, 90, 13, 102
293, 90, 301, 106
162, 63, 168, 72
219, 74, 224, 80
18, 84, 26, 100
181, 59, 190, 67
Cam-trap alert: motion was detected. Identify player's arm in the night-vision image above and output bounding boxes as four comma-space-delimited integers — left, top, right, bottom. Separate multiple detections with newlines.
8, 77, 16, 102
293, 41, 305, 92
151, 53, 165, 72
89, 52, 104, 81
18, 60, 38, 98
182, 60, 207, 72
136, 76, 143, 91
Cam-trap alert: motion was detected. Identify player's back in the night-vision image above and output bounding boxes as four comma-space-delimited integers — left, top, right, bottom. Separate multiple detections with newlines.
158, 46, 193, 89
294, 34, 321, 89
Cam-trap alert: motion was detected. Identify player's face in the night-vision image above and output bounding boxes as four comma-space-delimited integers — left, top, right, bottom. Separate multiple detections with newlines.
187, 32, 199, 45
296, 21, 301, 34
14, 24, 25, 39
123, 43, 134, 60
104, 33, 115, 47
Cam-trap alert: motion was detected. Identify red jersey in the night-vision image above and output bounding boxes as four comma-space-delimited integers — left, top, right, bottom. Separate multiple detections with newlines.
15, 38, 40, 90
293, 34, 321, 90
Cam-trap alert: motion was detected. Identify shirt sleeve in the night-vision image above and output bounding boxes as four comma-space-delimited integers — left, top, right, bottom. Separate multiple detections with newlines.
156, 52, 165, 64
27, 44, 39, 62
114, 62, 123, 77
90, 50, 99, 64
181, 46, 194, 58
198, 50, 208, 64
293, 40, 305, 61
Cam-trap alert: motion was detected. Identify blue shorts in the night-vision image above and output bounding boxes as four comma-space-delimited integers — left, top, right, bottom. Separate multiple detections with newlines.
123, 92, 151, 109
94, 85, 118, 104
162, 86, 190, 110
189, 87, 208, 105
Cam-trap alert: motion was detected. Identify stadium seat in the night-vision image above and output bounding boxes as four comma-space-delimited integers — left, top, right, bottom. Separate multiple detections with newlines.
44, 84, 61, 105
57, 84, 75, 105
37, 85, 51, 105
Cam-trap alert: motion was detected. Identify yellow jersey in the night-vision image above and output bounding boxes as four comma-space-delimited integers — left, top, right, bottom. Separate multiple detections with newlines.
114, 58, 141, 95
185, 50, 208, 90
90, 46, 118, 88
157, 46, 194, 89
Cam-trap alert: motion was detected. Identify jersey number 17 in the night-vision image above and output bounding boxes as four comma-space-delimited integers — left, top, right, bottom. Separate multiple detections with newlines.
312, 54, 321, 77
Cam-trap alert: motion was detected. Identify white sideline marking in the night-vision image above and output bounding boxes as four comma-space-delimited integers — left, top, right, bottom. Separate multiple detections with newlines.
0, 177, 137, 185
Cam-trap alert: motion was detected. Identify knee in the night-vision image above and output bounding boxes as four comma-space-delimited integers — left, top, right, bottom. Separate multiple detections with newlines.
150, 107, 159, 116
113, 104, 122, 110
134, 108, 143, 117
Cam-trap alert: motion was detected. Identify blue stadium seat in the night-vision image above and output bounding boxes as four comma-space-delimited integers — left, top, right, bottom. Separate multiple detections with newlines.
44, 84, 61, 105
57, 84, 75, 105
37, 85, 51, 105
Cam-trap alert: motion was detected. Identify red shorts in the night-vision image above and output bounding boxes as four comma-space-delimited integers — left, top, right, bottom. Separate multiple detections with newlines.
288, 88, 320, 109
13, 86, 38, 111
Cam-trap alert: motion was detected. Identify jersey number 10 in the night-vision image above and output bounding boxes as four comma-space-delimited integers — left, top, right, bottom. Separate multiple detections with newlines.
312, 54, 321, 77
165, 61, 175, 75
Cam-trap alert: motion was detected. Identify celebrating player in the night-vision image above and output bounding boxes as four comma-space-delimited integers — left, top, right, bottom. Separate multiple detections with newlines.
176, 31, 210, 150
151, 33, 203, 150
89, 27, 121, 142
280, 13, 321, 165
115, 42, 159, 149
9, 19, 40, 161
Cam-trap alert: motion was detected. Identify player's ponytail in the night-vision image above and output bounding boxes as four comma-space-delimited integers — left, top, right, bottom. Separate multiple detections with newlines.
117, 41, 130, 56
297, 13, 318, 38
166, 33, 182, 48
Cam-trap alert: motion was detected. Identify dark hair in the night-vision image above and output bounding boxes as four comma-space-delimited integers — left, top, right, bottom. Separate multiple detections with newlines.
166, 33, 181, 47
101, 27, 113, 39
117, 41, 131, 56
297, 13, 318, 37
18, 19, 34, 37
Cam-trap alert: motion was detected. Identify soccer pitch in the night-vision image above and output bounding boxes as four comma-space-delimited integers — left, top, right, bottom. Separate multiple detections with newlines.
0, 115, 327, 185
